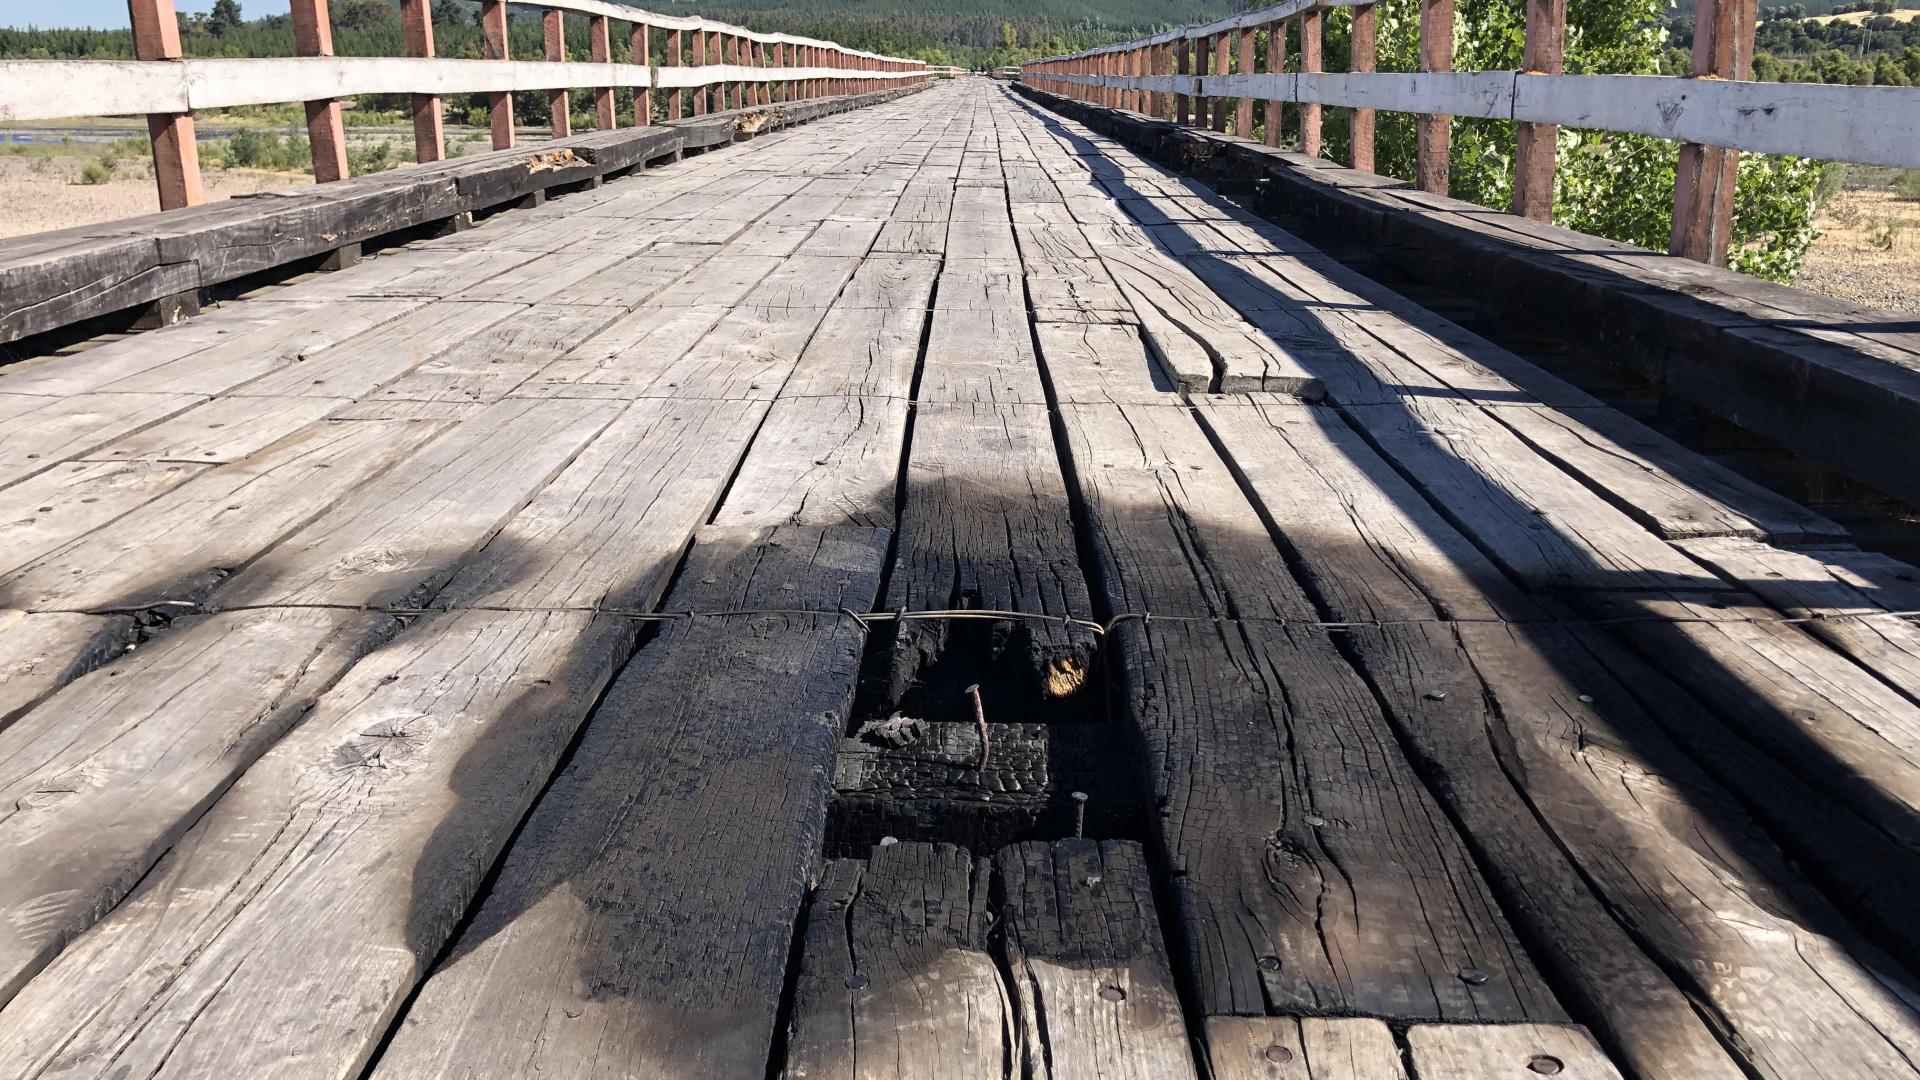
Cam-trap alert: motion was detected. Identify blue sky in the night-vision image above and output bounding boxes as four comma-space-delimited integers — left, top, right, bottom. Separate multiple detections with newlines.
0, 2, 293, 30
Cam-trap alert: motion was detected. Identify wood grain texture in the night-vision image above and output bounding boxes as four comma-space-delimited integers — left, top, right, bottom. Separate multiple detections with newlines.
0, 609, 634, 1079
0, 611, 132, 729
785, 843, 1011, 1080
1203, 1017, 1404, 1080
374, 526, 886, 1079
1406, 1024, 1625, 1080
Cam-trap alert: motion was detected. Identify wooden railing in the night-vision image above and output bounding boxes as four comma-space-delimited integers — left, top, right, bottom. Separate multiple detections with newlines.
1021, 0, 1920, 265
0, 0, 928, 211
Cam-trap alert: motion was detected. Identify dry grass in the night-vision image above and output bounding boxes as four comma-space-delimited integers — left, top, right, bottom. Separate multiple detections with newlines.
1796, 187, 1920, 313
0, 147, 308, 239
1802, 8, 1920, 24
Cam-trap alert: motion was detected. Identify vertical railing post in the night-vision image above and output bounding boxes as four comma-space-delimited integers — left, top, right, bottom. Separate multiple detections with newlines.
399, 0, 444, 162
128, 0, 203, 210
1300, 8, 1323, 157
1176, 38, 1192, 126
665, 28, 683, 120
1210, 33, 1230, 134
1235, 29, 1254, 138
1264, 20, 1284, 146
753, 40, 767, 107
1351, 4, 1377, 172
545, 9, 571, 138
590, 15, 616, 129
1671, 0, 1756, 263
289, 0, 349, 183
1417, 0, 1454, 194
1512, 0, 1565, 219
692, 30, 708, 115
482, 0, 514, 149
632, 22, 652, 125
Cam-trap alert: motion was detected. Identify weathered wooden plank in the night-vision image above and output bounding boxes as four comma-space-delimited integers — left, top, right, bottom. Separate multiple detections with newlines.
1406, 1025, 1626, 1080
715, 395, 905, 529
5, 417, 450, 613
516, 305, 728, 396
373, 525, 886, 1079
995, 840, 1199, 1079
214, 397, 621, 609
1051, 401, 1556, 1020
1203, 1017, 1404, 1080
883, 399, 1097, 712
784, 843, 1011, 1080
83, 394, 350, 462
0, 609, 632, 1078
1034, 321, 1178, 405
0, 302, 296, 398
0, 611, 132, 729
367, 304, 628, 407
623, 305, 831, 399
1195, 398, 1534, 622
1343, 396, 1726, 592
0, 607, 394, 1009
0, 459, 209, 578
435, 397, 768, 611
0, 392, 205, 491
100, 299, 424, 395
231, 300, 526, 399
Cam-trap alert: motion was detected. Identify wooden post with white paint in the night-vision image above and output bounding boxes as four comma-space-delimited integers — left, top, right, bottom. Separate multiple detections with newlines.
1671, 0, 1758, 263
289, 0, 349, 184
1418, 0, 1454, 194
481, 0, 514, 149
399, 0, 443, 162
545, 9, 571, 139
1513, 0, 1566, 219
590, 15, 616, 129
1301, 9, 1323, 157
127, 0, 202, 210
1351, 4, 1378, 172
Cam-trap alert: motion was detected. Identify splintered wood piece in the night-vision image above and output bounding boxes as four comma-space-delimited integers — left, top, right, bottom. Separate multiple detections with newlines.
7, 417, 450, 613
0, 607, 394, 1010
374, 526, 887, 1079
1406, 1025, 1625, 1080
214, 397, 621, 610
784, 843, 1011, 1080
0, 610, 634, 1078
1203, 1017, 1404, 1080
994, 840, 1199, 1079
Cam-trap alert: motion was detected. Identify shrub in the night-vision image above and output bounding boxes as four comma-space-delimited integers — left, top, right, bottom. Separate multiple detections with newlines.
76, 161, 112, 185
1896, 170, 1920, 201
347, 139, 399, 176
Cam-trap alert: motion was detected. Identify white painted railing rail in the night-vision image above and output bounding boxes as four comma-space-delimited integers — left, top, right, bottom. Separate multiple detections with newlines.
1022, 0, 1920, 265
13, 0, 927, 212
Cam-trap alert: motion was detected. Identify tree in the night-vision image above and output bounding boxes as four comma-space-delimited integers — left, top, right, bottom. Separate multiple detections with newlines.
1343, 0, 1826, 282
333, 0, 398, 31
207, 0, 242, 36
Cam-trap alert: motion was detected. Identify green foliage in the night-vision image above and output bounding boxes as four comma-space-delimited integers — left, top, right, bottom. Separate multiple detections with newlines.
348, 139, 400, 176
208, 0, 245, 37
1896, 170, 1920, 200
210, 128, 312, 171
76, 160, 113, 185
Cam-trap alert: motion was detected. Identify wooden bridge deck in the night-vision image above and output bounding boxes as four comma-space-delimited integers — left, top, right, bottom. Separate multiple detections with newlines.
0, 78, 1917, 1079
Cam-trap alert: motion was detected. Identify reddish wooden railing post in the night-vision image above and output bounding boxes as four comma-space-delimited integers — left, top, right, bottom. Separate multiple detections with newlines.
1301, 8, 1324, 157
632, 22, 652, 125
1512, 0, 1566, 219
590, 15, 616, 129
723, 34, 740, 111
481, 1, 514, 149
665, 29, 683, 120
691, 30, 708, 115
399, 0, 443, 162
289, 0, 349, 183
1671, 0, 1757, 263
1417, 0, 1454, 194
1235, 30, 1255, 138
1351, 4, 1378, 172
1167, 38, 1182, 124
544, 9, 571, 138
127, 0, 203, 210
1264, 21, 1285, 146
1210, 33, 1231, 134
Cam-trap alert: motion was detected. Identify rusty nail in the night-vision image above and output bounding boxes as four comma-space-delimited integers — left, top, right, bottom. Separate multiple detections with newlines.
965, 683, 990, 772
1071, 790, 1088, 838
1263, 1045, 1294, 1064
1527, 1055, 1564, 1075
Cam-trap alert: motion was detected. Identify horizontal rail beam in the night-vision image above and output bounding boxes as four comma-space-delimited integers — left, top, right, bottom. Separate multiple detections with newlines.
1037, 70, 1920, 169
0, 58, 925, 122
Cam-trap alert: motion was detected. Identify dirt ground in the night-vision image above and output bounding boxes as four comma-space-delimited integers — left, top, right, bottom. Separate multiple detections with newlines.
0, 149, 307, 238
1795, 187, 1920, 314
